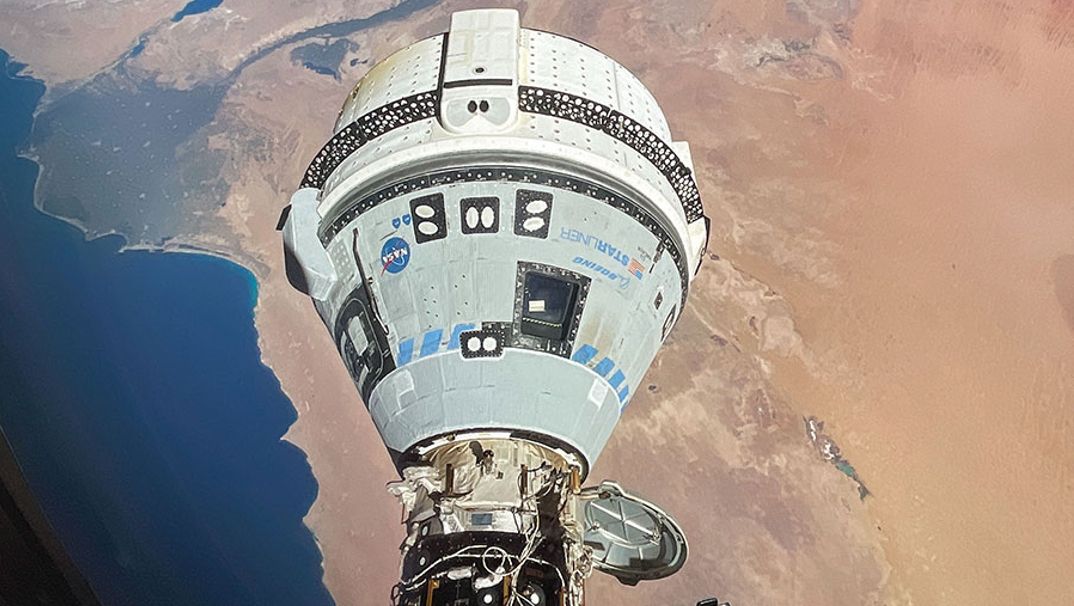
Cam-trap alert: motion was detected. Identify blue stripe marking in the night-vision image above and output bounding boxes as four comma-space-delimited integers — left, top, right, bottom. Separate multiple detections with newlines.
420, 328, 443, 357
617, 385, 630, 404
397, 338, 414, 366
447, 323, 476, 350
571, 344, 598, 365
593, 357, 615, 377
608, 370, 625, 389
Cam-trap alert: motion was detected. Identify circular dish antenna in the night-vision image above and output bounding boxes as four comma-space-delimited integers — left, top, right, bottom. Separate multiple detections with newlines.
581, 481, 688, 585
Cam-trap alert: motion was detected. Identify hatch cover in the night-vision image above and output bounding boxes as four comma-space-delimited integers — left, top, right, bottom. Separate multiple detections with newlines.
581, 481, 688, 585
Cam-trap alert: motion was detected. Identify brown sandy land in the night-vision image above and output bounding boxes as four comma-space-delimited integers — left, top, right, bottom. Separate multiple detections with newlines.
212, 40, 411, 605
123, 0, 404, 89
584, 262, 891, 606
214, 2, 894, 604
4, 0, 1072, 604
1057, 255, 1074, 334
0, 0, 177, 87
779, 4, 1074, 602
0, 0, 405, 89
581, 0, 1074, 603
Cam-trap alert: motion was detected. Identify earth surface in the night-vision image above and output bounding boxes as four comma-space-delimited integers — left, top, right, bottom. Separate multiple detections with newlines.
2, 0, 1073, 604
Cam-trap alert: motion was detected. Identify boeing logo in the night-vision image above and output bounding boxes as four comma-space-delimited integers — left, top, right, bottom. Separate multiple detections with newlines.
573, 256, 630, 290
560, 228, 645, 280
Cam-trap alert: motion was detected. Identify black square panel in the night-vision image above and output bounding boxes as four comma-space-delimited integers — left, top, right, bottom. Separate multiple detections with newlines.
409, 193, 446, 243
459, 323, 510, 359
460, 196, 499, 234
514, 189, 553, 239
511, 262, 590, 358
520, 273, 579, 341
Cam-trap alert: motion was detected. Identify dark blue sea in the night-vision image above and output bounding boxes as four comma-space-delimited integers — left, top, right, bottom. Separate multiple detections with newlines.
0, 49, 332, 606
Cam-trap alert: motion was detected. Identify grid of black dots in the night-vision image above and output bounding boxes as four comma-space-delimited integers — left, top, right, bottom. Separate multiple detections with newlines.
299, 87, 703, 224
517, 85, 704, 223
301, 90, 440, 189
318, 167, 692, 306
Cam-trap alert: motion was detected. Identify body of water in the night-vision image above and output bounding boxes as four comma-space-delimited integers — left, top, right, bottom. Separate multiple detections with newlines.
172, 0, 224, 23
0, 49, 332, 606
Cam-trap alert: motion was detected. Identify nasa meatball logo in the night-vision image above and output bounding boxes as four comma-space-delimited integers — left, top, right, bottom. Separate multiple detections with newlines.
380, 237, 410, 274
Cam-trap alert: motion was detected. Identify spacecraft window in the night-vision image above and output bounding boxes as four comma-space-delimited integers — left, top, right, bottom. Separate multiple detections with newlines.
521, 273, 579, 341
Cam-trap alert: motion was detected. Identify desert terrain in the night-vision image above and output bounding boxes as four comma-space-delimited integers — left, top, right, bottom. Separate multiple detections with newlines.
2, 0, 1073, 604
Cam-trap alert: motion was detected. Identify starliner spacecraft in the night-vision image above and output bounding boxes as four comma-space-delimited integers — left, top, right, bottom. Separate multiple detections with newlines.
281, 9, 709, 604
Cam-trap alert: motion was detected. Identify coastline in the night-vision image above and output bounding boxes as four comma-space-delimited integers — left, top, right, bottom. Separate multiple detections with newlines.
20, 139, 338, 577
1, 49, 337, 605
6, 1, 1074, 604
43, 68, 406, 606
2, 2, 444, 598
22, 141, 406, 606
7, 4, 905, 602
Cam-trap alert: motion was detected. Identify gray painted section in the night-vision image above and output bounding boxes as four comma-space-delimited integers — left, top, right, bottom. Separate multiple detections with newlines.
370, 349, 621, 462
285, 10, 706, 468
321, 176, 679, 465
283, 188, 338, 301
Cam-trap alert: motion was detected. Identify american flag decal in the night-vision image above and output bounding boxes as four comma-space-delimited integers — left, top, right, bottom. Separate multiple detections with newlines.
627, 258, 645, 279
